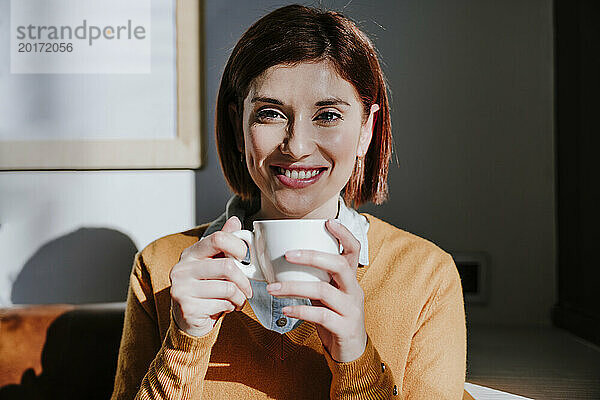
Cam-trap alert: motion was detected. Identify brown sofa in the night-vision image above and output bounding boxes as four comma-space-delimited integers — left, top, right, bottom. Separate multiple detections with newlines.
0, 303, 125, 400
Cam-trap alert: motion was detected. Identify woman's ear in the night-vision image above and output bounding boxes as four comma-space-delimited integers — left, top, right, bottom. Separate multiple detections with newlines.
228, 103, 243, 153
357, 104, 380, 157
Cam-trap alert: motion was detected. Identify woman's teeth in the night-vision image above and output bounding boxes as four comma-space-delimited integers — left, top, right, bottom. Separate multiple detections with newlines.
277, 167, 322, 179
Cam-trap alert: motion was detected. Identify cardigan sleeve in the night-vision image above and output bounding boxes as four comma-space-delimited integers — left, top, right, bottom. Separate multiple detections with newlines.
401, 255, 467, 399
111, 250, 224, 400
323, 333, 397, 399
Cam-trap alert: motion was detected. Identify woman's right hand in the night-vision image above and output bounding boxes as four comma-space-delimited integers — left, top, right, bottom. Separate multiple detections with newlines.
169, 216, 253, 337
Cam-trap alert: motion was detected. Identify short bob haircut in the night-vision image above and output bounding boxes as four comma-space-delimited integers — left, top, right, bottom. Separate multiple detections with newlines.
216, 4, 392, 208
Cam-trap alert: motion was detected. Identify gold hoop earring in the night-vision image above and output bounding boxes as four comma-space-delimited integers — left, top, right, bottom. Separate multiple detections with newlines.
357, 156, 365, 183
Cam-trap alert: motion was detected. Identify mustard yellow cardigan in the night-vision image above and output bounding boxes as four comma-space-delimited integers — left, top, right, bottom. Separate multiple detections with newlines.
111, 213, 466, 399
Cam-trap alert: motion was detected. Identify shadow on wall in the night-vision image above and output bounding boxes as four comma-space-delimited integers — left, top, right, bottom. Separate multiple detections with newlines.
11, 227, 137, 304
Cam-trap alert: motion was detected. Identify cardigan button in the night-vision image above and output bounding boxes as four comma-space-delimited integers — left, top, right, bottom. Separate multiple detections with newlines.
381, 362, 385, 372
393, 385, 398, 395
276, 317, 287, 327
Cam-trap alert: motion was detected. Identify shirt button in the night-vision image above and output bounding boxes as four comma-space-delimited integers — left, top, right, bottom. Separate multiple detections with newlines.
393, 385, 398, 395
276, 317, 287, 327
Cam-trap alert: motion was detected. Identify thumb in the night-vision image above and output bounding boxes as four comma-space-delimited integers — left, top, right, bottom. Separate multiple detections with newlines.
221, 215, 242, 233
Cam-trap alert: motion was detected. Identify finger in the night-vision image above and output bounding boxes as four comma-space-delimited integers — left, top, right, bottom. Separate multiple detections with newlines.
284, 250, 357, 293
181, 216, 241, 260
281, 305, 343, 335
267, 281, 348, 315
175, 258, 253, 298
221, 215, 242, 233
185, 279, 247, 310
180, 297, 236, 319
326, 219, 360, 266
186, 229, 248, 264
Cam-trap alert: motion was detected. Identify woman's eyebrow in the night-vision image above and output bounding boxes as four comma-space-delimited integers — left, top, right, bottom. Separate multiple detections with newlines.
250, 96, 350, 107
315, 97, 350, 107
251, 96, 283, 105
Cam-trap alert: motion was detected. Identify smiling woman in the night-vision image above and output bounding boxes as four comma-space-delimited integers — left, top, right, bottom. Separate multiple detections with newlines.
216, 5, 392, 211
112, 4, 467, 400
232, 61, 381, 217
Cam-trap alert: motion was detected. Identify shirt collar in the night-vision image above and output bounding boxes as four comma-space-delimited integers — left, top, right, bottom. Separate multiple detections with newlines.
201, 194, 370, 266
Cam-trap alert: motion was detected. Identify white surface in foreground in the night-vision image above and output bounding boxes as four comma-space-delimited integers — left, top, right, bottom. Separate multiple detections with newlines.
465, 383, 533, 400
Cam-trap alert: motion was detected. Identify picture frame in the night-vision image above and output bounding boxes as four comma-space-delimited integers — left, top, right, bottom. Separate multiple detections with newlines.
0, 0, 203, 170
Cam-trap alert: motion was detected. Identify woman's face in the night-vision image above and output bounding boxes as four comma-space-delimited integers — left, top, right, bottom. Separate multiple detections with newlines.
236, 61, 379, 219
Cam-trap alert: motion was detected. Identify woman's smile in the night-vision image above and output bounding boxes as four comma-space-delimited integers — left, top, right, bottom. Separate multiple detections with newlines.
270, 165, 328, 188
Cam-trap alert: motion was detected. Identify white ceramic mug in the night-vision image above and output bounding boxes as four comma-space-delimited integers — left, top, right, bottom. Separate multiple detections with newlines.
229, 219, 340, 284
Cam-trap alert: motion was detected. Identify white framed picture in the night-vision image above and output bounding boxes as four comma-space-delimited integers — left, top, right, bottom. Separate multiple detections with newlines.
0, 0, 203, 169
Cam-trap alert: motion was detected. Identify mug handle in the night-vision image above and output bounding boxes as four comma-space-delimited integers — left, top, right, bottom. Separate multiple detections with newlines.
230, 230, 266, 282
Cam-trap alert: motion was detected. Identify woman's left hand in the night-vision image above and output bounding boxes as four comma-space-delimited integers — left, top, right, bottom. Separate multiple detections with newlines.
266, 219, 367, 363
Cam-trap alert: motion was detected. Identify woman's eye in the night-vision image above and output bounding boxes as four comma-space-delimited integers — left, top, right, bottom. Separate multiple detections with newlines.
256, 109, 284, 121
315, 111, 342, 124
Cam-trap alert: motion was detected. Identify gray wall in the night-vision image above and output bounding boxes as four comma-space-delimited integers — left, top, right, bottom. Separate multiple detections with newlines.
199, 0, 555, 326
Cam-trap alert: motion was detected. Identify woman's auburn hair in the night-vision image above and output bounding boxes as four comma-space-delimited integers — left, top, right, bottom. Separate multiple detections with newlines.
215, 4, 392, 208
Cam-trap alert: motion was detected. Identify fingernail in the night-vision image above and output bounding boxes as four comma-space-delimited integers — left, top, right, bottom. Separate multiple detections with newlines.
267, 282, 281, 291
329, 218, 341, 229
286, 250, 301, 258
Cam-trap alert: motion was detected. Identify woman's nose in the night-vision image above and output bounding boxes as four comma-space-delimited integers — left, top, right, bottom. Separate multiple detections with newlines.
279, 118, 317, 158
